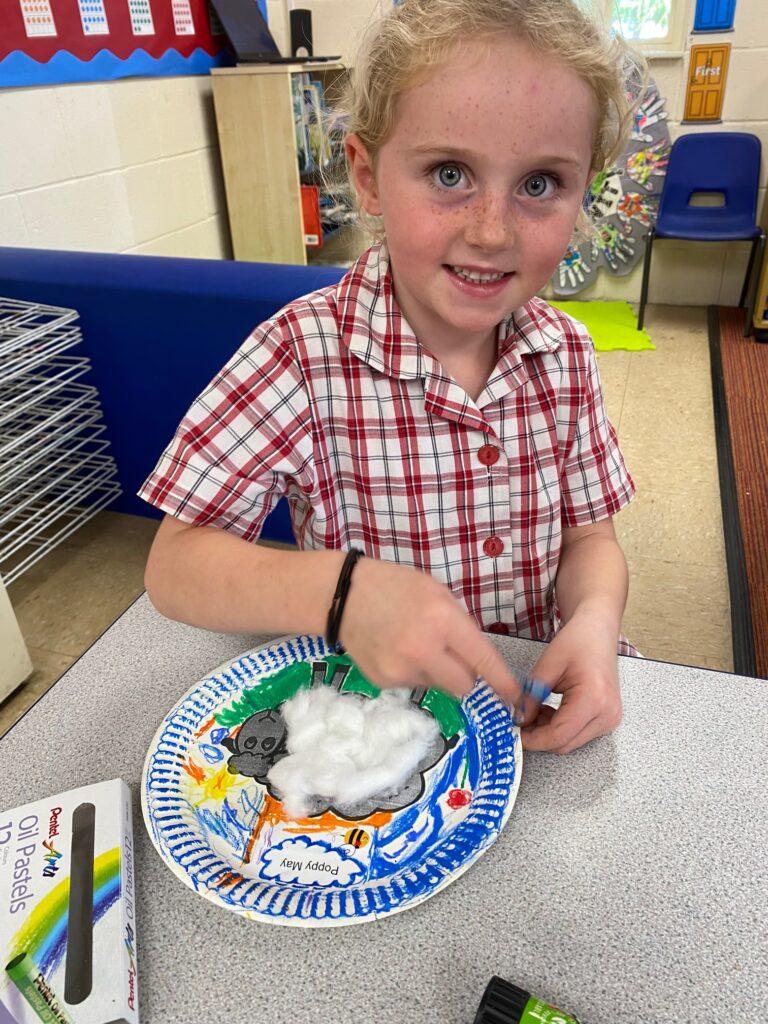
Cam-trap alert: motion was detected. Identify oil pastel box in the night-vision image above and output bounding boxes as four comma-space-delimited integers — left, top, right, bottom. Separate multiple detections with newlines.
0, 778, 138, 1024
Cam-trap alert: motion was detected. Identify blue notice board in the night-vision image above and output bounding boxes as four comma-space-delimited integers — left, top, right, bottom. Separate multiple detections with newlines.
693, 0, 736, 32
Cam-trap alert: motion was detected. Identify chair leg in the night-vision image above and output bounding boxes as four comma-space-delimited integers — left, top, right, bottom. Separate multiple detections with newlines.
743, 230, 766, 337
637, 229, 655, 331
739, 236, 760, 308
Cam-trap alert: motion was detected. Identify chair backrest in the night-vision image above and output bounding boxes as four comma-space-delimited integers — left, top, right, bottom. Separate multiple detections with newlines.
656, 131, 762, 239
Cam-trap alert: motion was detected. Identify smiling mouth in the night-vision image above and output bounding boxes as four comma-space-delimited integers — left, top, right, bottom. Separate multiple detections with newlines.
448, 265, 511, 283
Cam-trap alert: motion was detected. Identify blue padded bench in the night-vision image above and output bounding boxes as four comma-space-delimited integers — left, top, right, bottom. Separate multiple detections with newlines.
0, 247, 345, 543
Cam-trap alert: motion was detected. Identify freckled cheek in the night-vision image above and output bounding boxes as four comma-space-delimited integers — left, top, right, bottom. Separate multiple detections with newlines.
386, 201, 465, 250
517, 219, 574, 269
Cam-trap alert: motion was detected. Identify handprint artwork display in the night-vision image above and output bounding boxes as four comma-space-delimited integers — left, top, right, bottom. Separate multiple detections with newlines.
587, 169, 624, 220
617, 192, 659, 235
551, 79, 671, 296
632, 91, 669, 144
592, 224, 635, 273
626, 140, 670, 192
559, 246, 591, 291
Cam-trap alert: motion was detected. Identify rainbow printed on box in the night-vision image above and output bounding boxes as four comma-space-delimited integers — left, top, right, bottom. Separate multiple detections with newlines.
0, 779, 138, 1024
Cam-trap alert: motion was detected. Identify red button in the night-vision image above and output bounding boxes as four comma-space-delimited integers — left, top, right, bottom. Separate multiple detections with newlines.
483, 536, 504, 557
477, 444, 500, 467
488, 622, 510, 635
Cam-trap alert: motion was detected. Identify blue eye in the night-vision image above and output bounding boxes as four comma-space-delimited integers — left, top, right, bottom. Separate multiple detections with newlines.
435, 163, 464, 188
524, 174, 557, 198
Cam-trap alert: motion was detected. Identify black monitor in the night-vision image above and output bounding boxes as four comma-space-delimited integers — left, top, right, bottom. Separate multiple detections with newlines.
210, 0, 339, 63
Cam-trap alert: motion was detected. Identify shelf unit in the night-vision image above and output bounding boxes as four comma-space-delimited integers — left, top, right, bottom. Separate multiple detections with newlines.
0, 298, 121, 586
211, 62, 359, 265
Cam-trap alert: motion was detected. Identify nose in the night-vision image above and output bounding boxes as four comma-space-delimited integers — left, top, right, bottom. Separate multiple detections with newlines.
465, 191, 514, 253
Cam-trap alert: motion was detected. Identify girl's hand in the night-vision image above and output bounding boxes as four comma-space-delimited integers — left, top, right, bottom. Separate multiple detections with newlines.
520, 611, 622, 754
339, 558, 522, 705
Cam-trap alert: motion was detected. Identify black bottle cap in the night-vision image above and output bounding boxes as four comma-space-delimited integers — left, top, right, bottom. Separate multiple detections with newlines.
473, 976, 531, 1024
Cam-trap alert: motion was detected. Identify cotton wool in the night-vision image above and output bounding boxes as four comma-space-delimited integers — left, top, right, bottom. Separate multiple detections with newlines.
267, 686, 441, 817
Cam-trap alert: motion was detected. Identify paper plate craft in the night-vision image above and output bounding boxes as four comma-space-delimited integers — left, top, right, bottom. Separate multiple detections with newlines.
551, 79, 672, 296
142, 635, 520, 927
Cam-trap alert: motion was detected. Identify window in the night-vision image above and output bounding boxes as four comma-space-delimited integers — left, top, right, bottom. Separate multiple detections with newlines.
593, 0, 688, 55
614, 0, 671, 40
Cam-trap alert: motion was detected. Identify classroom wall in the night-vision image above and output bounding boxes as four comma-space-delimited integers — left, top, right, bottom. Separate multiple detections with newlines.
0, 75, 231, 258
0, 0, 766, 304
266, 0, 384, 64
565, 0, 768, 305
0, 1, 385, 261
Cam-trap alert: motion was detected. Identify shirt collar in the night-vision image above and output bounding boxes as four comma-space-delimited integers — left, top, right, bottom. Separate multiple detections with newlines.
336, 241, 564, 380
336, 242, 425, 379
502, 298, 566, 358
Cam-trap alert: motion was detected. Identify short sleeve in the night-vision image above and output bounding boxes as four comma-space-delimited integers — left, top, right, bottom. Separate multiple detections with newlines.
138, 321, 313, 541
560, 347, 635, 527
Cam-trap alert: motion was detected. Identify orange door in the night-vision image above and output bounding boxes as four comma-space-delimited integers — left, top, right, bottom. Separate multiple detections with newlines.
684, 43, 731, 122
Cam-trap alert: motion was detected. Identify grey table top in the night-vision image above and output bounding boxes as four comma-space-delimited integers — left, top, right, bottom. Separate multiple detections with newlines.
1, 594, 766, 1024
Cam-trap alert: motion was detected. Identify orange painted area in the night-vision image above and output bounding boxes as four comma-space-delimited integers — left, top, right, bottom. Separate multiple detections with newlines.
284, 808, 393, 833
193, 715, 217, 739
181, 757, 206, 783
215, 871, 245, 889
240, 795, 393, 865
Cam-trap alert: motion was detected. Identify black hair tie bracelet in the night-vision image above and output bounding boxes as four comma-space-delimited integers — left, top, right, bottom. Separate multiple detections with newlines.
325, 548, 364, 654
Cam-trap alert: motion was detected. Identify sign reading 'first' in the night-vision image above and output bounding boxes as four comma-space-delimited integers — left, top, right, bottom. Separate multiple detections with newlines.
684, 42, 731, 122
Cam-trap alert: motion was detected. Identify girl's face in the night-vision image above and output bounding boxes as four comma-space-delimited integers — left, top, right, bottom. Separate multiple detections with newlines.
346, 35, 598, 359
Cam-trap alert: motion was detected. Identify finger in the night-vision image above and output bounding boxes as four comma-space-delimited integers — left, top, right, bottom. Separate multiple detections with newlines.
522, 714, 598, 754
511, 674, 553, 726
421, 652, 476, 700
548, 717, 605, 754
447, 614, 521, 702
520, 696, 595, 753
456, 626, 522, 707
528, 707, 613, 755
520, 702, 555, 730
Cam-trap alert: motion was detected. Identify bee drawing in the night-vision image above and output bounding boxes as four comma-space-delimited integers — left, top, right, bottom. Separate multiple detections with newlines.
344, 827, 370, 850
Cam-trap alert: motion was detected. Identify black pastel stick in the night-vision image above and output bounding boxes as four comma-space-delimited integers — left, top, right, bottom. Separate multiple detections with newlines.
64, 801, 95, 1005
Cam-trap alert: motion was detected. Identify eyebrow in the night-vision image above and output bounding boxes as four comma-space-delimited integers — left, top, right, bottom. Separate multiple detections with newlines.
408, 145, 585, 168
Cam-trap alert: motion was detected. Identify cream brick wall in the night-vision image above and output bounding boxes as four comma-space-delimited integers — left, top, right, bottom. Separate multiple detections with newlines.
0, 75, 231, 258
266, 0, 384, 63
0, 1, 382, 262
0, 0, 765, 300
563, 0, 768, 305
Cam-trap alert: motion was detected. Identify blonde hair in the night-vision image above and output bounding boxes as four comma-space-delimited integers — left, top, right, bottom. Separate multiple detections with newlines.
333, 0, 646, 237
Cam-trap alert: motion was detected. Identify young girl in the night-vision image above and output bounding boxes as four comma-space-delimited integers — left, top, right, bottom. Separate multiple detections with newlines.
142, 0, 642, 754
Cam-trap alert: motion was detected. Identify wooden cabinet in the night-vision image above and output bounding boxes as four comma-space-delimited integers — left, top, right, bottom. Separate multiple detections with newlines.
0, 579, 32, 701
211, 63, 353, 265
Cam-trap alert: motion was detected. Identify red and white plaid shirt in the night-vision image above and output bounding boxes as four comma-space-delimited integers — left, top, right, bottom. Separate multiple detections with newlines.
140, 243, 636, 651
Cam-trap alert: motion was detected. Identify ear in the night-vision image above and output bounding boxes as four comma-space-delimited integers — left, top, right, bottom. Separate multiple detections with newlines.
345, 133, 382, 216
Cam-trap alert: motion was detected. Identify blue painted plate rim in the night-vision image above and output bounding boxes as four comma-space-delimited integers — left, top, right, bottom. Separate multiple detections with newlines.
141, 634, 521, 927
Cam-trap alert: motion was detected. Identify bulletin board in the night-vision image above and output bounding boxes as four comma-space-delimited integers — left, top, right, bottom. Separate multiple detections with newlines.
0, 0, 265, 87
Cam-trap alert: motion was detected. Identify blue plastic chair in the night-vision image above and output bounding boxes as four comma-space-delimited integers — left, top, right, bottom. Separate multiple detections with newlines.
637, 132, 765, 336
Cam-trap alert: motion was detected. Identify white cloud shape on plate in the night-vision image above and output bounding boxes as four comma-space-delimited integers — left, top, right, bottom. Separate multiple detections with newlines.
259, 836, 364, 887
